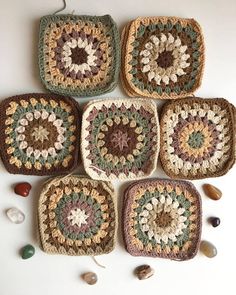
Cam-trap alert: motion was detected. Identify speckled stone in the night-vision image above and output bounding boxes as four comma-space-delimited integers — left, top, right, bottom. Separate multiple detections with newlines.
200, 241, 217, 258
135, 265, 154, 280
81, 272, 97, 285
203, 184, 222, 200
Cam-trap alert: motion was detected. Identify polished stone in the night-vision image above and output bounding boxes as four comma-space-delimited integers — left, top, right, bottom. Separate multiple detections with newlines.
14, 182, 32, 197
203, 184, 222, 200
6, 207, 25, 224
81, 272, 97, 285
209, 217, 220, 227
135, 265, 154, 280
200, 241, 217, 258
21, 244, 35, 259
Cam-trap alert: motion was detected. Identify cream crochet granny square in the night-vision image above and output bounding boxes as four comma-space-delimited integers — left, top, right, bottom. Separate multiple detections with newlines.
121, 16, 205, 99
38, 175, 116, 256
160, 98, 235, 179
123, 179, 202, 261
81, 98, 160, 180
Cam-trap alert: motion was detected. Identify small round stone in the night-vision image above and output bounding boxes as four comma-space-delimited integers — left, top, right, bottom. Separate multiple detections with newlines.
135, 265, 154, 280
208, 217, 220, 227
6, 207, 25, 224
202, 184, 222, 201
200, 241, 217, 258
14, 182, 32, 197
21, 244, 35, 259
81, 272, 97, 285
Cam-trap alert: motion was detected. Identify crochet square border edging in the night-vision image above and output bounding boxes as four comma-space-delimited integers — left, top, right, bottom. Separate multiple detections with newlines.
123, 178, 202, 261
0, 93, 80, 175
38, 14, 120, 97
160, 97, 236, 179
121, 16, 205, 99
38, 175, 116, 256
81, 98, 160, 180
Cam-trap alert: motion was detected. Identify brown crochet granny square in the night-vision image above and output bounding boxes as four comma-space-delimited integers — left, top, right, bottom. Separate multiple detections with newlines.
81, 98, 159, 180
0, 93, 80, 175
38, 175, 116, 256
160, 98, 235, 179
123, 179, 201, 261
121, 16, 205, 99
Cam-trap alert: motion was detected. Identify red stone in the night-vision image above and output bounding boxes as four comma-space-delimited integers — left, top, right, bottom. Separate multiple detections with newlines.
14, 182, 32, 197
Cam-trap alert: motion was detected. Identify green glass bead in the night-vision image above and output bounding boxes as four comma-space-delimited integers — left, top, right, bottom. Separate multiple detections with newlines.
21, 244, 35, 259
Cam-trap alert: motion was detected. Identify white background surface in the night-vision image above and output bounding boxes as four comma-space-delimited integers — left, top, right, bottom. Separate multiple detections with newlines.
0, 0, 235, 294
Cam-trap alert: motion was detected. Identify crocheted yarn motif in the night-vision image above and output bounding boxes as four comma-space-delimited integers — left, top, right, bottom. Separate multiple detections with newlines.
38, 14, 120, 97
160, 98, 236, 179
38, 176, 116, 256
81, 99, 159, 180
123, 179, 201, 260
121, 17, 205, 99
0, 94, 80, 175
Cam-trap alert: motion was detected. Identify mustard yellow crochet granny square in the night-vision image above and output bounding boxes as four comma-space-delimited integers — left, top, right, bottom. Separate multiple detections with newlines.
123, 179, 202, 261
38, 14, 120, 97
160, 98, 235, 179
121, 16, 205, 99
38, 176, 116, 256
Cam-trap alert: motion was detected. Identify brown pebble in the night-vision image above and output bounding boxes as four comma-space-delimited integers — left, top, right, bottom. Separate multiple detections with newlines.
81, 272, 97, 285
135, 265, 154, 280
200, 240, 217, 258
202, 184, 222, 200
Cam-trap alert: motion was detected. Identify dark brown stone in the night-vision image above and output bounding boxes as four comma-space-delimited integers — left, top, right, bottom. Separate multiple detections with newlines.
135, 265, 154, 280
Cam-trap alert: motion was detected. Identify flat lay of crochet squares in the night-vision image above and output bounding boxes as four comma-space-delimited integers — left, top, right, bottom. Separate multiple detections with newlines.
0, 0, 235, 295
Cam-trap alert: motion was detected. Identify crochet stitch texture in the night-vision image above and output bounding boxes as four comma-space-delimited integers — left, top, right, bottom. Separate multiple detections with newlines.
160, 98, 236, 179
38, 175, 116, 255
81, 98, 160, 180
38, 14, 120, 97
123, 179, 201, 260
0, 93, 80, 175
121, 16, 205, 99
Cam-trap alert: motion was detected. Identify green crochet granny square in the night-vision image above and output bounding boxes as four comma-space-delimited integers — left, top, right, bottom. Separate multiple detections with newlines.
38, 14, 120, 97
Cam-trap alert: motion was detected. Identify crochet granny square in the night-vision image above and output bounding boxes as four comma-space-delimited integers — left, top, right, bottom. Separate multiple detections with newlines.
123, 179, 201, 260
160, 98, 236, 179
81, 98, 159, 180
0, 93, 80, 175
121, 17, 205, 99
38, 14, 120, 97
38, 176, 116, 256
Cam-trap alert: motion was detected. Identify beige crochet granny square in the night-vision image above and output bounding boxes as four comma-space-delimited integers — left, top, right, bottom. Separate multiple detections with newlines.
38, 176, 116, 256
81, 98, 159, 180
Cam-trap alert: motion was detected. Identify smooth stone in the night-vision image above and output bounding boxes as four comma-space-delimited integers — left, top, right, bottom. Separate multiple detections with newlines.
200, 241, 217, 258
14, 182, 32, 197
203, 184, 222, 200
6, 207, 25, 224
135, 265, 154, 280
208, 217, 221, 227
81, 272, 97, 285
21, 244, 35, 259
